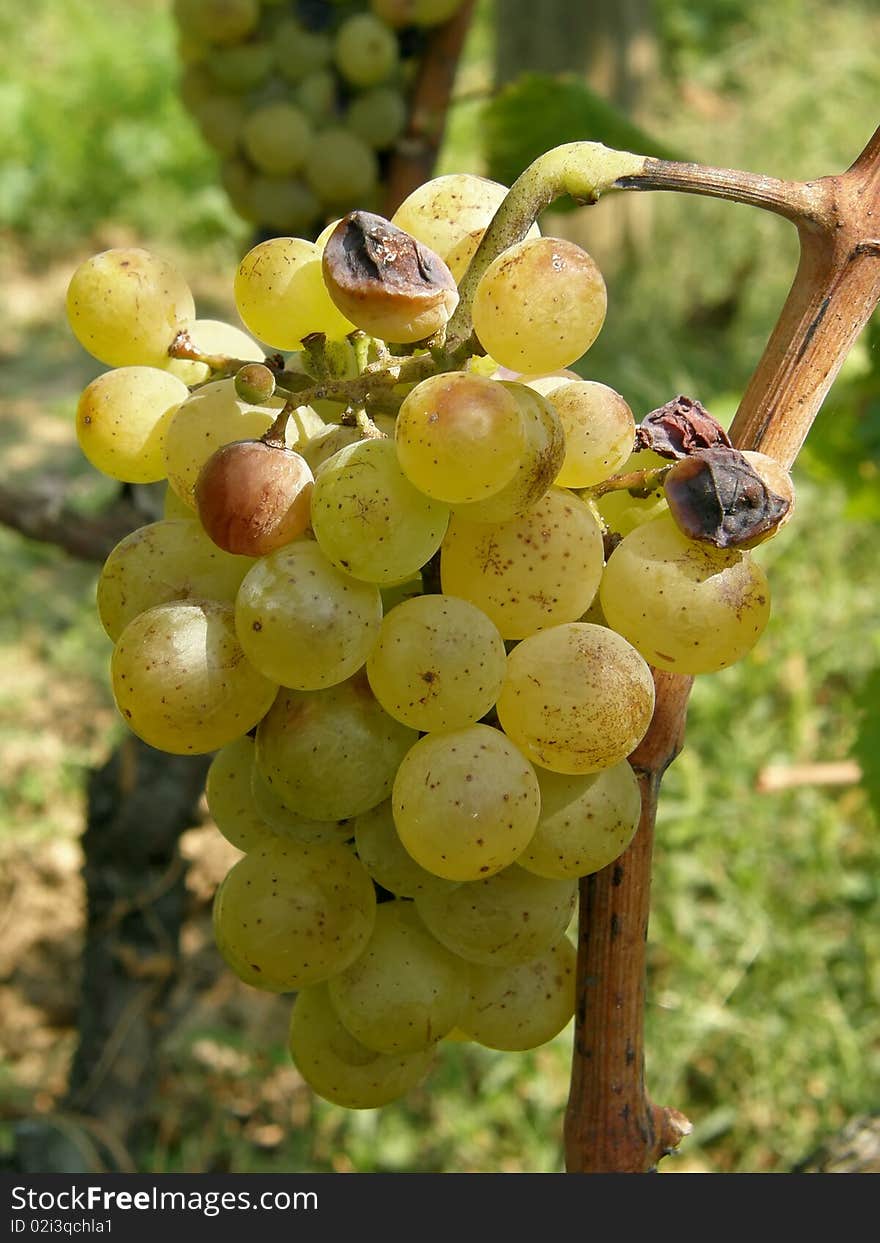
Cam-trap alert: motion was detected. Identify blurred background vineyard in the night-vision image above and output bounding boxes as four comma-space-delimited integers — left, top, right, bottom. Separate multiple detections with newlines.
1, 0, 878, 1174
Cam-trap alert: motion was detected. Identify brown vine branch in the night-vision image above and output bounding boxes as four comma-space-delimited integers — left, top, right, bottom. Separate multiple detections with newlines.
564, 123, 880, 1173
0, 482, 147, 563
381, 0, 478, 216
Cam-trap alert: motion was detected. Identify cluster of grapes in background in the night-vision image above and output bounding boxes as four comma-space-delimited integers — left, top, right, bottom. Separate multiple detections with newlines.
175, 0, 467, 234
64, 171, 792, 1108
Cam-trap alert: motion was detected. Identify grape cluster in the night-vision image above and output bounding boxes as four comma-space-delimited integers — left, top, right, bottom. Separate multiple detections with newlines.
175, 0, 466, 235
65, 171, 792, 1110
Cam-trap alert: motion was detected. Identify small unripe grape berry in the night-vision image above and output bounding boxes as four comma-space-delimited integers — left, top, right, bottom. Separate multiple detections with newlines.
195, 439, 314, 557
234, 362, 276, 405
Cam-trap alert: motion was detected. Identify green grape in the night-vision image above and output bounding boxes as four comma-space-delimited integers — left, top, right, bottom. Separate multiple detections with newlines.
206, 735, 274, 853
289, 984, 434, 1109
235, 540, 382, 689
548, 381, 636, 488
440, 487, 605, 640
496, 622, 655, 774
294, 69, 337, 122
334, 14, 398, 88
449, 383, 564, 524
599, 513, 772, 674
460, 938, 576, 1051
346, 86, 407, 149
97, 518, 254, 642
415, 864, 576, 966
328, 901, 467, 1053
522, 370, 581, 396
248, 176, 321, 234
518, 761, 642, 879
187, 90, 246, 157
594, 449, 669, 537
274, 19, 332, 83
472, 237, 607, 374
366, 594, 506, 732
392, 723, 540, 882
206, 41, 273, 92
311, 438, 450, 585
111, 600, 278, 755
241, 102, 311, 175
303, 128, 378, 206
66, 248, 195, 369
256, 672, 418, 822
220, 157, 260, 222
166, 318, 264, 386
371, 0, 464, 28
234, 237, 354, 350
314, 218, 343, 252
395, 373, 525, 505
250, 764, 354, 846
353, 801, 450, 898
75, 367, 188, 484
391, 174, 512, 263
163, 377, 286, 508
213, 838, 376, 991
173, 0, 260, 46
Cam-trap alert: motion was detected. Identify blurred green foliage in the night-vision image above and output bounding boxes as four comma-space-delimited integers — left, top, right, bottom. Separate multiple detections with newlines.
0, 0, 878, 1177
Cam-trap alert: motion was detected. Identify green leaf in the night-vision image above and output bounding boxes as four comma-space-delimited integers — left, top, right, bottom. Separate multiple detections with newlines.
484, 73, 684, 197
853, 668, 880, 822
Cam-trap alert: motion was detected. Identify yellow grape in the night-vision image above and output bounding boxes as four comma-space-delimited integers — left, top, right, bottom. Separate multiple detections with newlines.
213, 838, 376, 991
472, 237, 607, 374
289, 984, 434, 1109
392, 174, 511, 263
334, 13, 398, 87
548, 381, 636, 488
353, 801, 451, 899
250, 765, 354, 847
599, 513, 772, 674
518, 761, 642, 879
594, 449, 669, 537
166, 318, 264, 386
392, 723, 540, 882
366, 594, 506, 732
234, 237, 354, 350
241, 102, 312, 175
496, 622, 655, 774
205, 735, 274, 853
67, 248, 195, 369
75, 367, 188, 483
328, 901, 468, 1053
460, 938, 577, 1051
111, 600, 278, 755
440, 487, 605, 640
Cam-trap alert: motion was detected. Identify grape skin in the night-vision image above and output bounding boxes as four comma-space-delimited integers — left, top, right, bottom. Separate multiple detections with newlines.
459, 938, 577, 1052
354, 801, 452, 899
548, 381, 636, 489
165, 318, 263, 386
205, 734, 274, 854
76, 367, 189, 484
392, 174, 513, 263
234, 237, 354, 351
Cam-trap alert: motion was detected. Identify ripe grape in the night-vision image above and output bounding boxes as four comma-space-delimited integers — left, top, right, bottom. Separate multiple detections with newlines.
250, 765, 354, 846
594, 448, 669, 536
256, 672, 418, 822
234, 237, 354, 351
213, 838, 376, 991
415, 864, 576, 966
75, 367, 188, 484
166, 318, 263, 386
274, 19, 332, 83
440, 487, 605, 640
518, 761, 642, 879
366, 594, 506, 731
599, 513, 772, 674
310, 438, 450, 585
207, 41, 273, 92
173, 0, 259, 46
472, 237, 607, 374
96, 518, 254, 641
392, 174, 512, 262
248, 176, 321, 234
395, 373, 525, 505
289, 984, 434, 1109
240, 102, 312, 175
371, 0, 464, 26
496, 622, 656, 774
459, 938, 577, 1051
334, 14, 398, 88
392, 723, 541, 882
328, 901, 467, 1053
304, 128, 379, 206
111, 600, 278, 755
205, 735, 273, 853
548, 381, 636, 488
235, 540, 382, 689
195, 440, 314, 556
67, 248, 195, 369
346, 86, 407, 149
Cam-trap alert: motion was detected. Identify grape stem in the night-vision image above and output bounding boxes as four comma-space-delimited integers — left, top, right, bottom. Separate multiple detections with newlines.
538, 125, 880, 1173
580, 464, 671, 501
